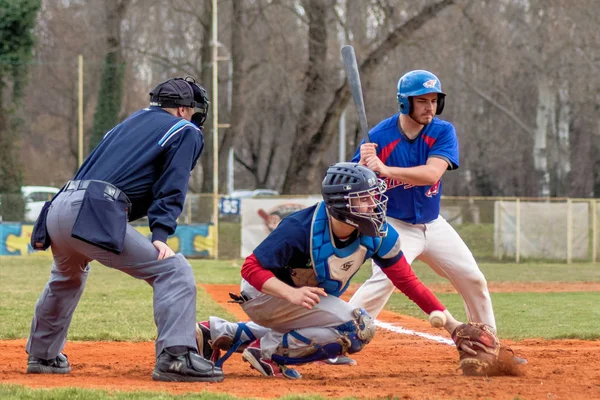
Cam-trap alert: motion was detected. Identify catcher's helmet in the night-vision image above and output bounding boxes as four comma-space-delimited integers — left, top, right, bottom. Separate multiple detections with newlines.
149, 76, 210, 128
397, 70, 445, 115
322, 162, 388, 237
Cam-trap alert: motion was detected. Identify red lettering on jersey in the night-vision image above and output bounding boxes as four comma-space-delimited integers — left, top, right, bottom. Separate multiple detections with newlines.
425, 180, 441, 197
384, 178, 414, 190
423, 134, 436, 148
378, 139, 401, 164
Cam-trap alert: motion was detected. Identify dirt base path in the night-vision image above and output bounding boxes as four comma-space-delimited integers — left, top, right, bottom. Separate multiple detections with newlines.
0, 283, 598, 399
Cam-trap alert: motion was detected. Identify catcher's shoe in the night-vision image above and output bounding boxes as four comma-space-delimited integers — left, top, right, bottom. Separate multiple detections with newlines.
26, 353, 71, 374
196, 321, 221, 362
152, 349, 224, 382
323, 356, 357, 366
242, 340, 301, 379
196, 320, 255, 368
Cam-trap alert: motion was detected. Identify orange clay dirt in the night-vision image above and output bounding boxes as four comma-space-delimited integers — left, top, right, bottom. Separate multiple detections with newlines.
1, 282, 599, 399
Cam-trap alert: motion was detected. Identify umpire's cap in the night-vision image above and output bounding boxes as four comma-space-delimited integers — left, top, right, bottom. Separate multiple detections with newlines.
149, 76, 210, 127
149, 76, 209, 110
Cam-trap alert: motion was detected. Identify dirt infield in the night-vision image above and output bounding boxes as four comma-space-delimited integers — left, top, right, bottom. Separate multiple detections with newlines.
1, 283, 599, 399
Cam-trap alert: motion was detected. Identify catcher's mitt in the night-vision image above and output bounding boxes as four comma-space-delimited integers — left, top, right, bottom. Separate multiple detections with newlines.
451, 322, 505, 376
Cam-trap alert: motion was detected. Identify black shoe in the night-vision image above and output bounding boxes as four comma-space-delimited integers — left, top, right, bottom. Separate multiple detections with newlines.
26, 353, 71, 374
152, 349, 224, 382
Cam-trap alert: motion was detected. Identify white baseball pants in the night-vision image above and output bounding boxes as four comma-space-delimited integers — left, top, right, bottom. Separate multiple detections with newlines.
349, 215, 496, 331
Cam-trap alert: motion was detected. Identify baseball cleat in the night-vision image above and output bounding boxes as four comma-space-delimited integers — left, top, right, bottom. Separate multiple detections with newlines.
26, 353, 71, 374
242, 341, 301, 379
323, 356, 357, 366
152, 349, 224, 382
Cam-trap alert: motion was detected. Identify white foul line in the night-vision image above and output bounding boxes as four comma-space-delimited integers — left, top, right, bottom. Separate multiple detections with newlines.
375, 320, 455, 346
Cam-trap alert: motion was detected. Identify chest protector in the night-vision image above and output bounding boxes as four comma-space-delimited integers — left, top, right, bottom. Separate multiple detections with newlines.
309, 202, 381, 297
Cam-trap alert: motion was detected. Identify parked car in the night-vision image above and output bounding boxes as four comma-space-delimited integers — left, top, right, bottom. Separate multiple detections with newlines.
230, 189, 280, 199
22, 186, 60, 222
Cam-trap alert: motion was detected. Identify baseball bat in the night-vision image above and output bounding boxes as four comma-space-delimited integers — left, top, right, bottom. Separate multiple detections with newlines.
341, 45, 370, 143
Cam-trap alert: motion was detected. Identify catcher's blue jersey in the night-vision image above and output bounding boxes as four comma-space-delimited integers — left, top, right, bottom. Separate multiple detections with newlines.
352, 114, 459, 224
253, 203, 403, 294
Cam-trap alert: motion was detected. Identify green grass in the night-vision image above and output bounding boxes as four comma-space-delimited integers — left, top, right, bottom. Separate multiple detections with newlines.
1, 256, 599, 342
385, 291, 600, 340
0, 257, 237, 341
0, 385, 361, 400
0, 385, 236, 400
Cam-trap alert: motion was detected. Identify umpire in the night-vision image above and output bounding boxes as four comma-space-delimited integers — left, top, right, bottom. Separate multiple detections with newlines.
25, 76, 224, 382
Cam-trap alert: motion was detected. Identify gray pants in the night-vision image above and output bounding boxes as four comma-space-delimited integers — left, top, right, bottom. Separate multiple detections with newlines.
239, 280, 358, 360
26, 190, 198, 359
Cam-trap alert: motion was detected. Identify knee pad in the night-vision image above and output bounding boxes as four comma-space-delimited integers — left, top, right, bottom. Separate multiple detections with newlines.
335, 308, 376, 353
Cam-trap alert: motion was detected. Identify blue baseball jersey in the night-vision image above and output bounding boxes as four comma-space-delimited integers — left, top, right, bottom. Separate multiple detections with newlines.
253, 203, 404, 295
352, 114, 459, 224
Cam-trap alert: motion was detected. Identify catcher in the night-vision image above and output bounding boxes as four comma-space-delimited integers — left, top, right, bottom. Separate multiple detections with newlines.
197, 163, 523, 378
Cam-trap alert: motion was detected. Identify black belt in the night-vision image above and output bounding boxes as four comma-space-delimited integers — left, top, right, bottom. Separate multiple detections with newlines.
65, 180, 131, 206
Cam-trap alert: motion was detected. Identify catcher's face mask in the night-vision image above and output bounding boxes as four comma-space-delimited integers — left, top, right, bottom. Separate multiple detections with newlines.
345, 179, 389, 237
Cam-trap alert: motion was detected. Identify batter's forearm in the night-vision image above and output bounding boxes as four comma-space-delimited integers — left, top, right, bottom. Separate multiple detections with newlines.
382, 165, 441, 186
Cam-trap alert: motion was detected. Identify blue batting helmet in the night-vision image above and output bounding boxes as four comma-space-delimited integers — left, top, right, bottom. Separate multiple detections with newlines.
396, 70, 446, 115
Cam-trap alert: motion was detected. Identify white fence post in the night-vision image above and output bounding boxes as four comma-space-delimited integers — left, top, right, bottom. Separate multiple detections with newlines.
516, 198, 520, 263
567, 198, 572, 264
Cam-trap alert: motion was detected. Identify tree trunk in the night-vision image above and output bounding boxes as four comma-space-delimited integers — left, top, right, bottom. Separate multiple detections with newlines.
88, 0, 130, 151
200, 0, 213, 193
217, 0, 247, 193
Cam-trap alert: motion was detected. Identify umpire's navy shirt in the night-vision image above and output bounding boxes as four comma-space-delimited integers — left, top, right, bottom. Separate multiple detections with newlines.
74, 106, 204, 243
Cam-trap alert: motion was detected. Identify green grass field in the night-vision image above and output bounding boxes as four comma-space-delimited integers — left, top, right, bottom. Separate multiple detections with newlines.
0, 385, 338, 400
0, 256, 599, 399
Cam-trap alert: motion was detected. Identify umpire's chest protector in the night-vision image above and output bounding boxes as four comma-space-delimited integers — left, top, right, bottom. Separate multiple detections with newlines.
309, 203, 380, 297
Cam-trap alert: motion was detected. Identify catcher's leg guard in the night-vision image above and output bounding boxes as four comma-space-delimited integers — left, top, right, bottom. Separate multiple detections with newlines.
335, 308, 376, 353
270, 308, 375, 366
271, 338, 344, 366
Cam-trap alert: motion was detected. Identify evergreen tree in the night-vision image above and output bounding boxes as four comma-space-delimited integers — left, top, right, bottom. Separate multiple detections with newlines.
88, 51, 125, 151
0, 0, 41, 221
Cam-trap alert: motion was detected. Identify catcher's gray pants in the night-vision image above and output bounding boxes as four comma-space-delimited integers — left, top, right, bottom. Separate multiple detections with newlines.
236, 279, 360, 360
26, 190, 198, 359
